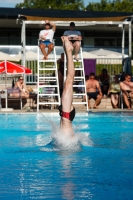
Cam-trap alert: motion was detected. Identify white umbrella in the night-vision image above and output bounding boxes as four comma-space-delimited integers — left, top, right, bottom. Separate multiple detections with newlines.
26, 51, 38, 59
83, 52, 98, 58
0, 52, 20, 62
17, 51, 43, 60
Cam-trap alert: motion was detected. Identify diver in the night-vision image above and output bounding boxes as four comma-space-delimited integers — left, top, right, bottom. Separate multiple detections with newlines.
58, 36, 75, 137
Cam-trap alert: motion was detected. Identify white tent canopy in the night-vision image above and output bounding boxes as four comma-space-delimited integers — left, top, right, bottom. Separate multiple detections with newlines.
105, 53, 128, 58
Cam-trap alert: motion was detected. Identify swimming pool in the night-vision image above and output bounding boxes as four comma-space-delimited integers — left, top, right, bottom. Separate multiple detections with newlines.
0, 112, 133, 200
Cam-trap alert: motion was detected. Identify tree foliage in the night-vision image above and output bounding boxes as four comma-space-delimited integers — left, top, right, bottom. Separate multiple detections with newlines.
15, 0, 84, 10
86, 0, 133, 12
15, 0, 133, 12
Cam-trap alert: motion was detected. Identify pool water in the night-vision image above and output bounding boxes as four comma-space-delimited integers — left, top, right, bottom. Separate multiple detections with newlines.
0, 112, 133, 200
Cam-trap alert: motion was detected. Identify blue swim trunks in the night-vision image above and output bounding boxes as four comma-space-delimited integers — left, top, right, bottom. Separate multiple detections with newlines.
40, 40, 52, 47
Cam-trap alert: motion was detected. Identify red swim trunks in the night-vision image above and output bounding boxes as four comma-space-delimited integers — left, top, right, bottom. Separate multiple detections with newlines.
58, 105, 75, 121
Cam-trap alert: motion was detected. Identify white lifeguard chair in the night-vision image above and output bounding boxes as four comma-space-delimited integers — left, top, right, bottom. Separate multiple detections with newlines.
37, 40, 60, 111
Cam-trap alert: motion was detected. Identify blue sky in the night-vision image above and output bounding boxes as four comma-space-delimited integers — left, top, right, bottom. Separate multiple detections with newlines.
0, 0, 100, 8
84, 0, 100, 6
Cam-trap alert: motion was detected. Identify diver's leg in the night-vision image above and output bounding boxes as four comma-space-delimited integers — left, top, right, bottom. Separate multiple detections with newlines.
61, 36, 75, 112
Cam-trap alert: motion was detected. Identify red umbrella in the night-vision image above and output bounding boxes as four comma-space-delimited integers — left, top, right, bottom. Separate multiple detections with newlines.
0, 61, 32, 110
0, 61, 32, 74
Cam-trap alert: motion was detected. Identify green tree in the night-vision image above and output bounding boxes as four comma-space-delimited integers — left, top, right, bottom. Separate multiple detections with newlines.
15, 0, 84, 10
86, 0, 133, 12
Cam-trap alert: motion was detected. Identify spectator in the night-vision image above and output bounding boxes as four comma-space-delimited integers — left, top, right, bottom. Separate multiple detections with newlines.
57, 53, 64, 97
39, 20, 56, 60
120, 74, 133, 110
14, 76, 29, 98
63, 22, 82, 61
98, 68, 110, 96
86, 72, 102, 109
108, 75, 120, 108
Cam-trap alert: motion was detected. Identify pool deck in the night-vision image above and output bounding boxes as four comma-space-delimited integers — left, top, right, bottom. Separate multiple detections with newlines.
0, 108, 133, 114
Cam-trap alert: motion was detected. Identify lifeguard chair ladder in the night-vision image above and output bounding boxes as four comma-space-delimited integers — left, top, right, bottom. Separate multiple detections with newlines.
64, 47, 88, 111
37, 42, 60, 111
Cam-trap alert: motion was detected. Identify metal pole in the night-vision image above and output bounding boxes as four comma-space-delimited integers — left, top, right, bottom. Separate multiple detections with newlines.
122, 24, 125, 72
129, 21, 132, 58
21, 21, 26, 82
129, 20, 133, 78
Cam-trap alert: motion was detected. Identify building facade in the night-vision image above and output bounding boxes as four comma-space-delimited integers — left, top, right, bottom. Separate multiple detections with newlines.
0, 8, 132, 52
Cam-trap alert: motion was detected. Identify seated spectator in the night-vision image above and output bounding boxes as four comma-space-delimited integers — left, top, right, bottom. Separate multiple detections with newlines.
57, 53, 64, 97
98, 68, 110, 96
86, 72, 102, 109
120, 73, 133, 110
14, 76, 29, 98
63, 22, 82, 61
108, 75, 120, 108
39, 20, 56, 60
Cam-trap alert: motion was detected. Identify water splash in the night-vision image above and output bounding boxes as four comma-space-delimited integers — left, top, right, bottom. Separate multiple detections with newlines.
40, 114, 93, 152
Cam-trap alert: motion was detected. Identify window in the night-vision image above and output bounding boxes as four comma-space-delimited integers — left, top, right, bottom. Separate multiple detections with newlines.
95, 38, 116, 47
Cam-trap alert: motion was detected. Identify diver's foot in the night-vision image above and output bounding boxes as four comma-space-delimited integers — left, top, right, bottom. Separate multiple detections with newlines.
128, 107, 131, 110
61, 36, 73, 53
